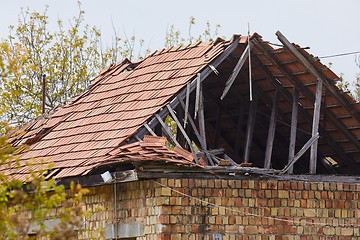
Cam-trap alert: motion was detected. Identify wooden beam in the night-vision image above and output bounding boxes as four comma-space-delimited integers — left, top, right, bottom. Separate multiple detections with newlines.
280, 133, 319, 175
194, 73, 201, 119
276, 31, 360, 136
221, 42, 253, 100
310, 78, 323, 174
178, 97, 205, 149
198, 87, 214, 165
204, 87, 265, 163
166, 105, 199, 164
287, 87, 299, 174
144, 123, 156, 136
175, 105, 186, 147
178, 97, 213, 165
253, 39, 360, 152
243, 93, 258, 163
133, 37, 240, 141
155, 114, 181, 147
196, 148, 224, 158
252, 38, 360, 171
184, 83, 190, 128
264, 88, 279, 169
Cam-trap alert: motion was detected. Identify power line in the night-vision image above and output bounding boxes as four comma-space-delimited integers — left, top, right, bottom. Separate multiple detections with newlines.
319, 51, 360, 59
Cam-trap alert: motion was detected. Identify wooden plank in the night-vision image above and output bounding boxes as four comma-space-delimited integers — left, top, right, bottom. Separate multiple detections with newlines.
243, 94, 258, 163
133, 37, 240, 141
175, 106, 186, 147
264, 88, 279, 169
280, 133, 319, 175
310, 78, 323, 174
155, 114, 181, 147
194, 73, 201, 119
198, 87, 214, 165
114, 170, 138, 182
184, 83, 190, 128
221, 42, 253, 100
248, 35, 253, 101
166, 105, 199, 164
196, 148, 224, 158
178, 97, 206, 149
144, 123, 156, 136
287, 87, 299, 174
179, 96, 213, 165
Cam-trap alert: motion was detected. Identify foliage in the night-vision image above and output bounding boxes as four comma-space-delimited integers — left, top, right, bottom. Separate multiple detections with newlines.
165, 16, 221, 48
0, 122, 100, 239
354, 55, 360, 101
0, 4, 223, 238
0, 2, 221, 126
0, 4, 147, 125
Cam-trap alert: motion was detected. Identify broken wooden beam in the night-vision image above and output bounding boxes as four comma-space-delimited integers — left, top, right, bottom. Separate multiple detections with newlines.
155, 114, 181, 147
243, 93, 258, 163
166, 105, 199, 164
264, 88, 279, 169
221, 42, 253, 100
309, 78, 323, 174
280, 133, 319, 175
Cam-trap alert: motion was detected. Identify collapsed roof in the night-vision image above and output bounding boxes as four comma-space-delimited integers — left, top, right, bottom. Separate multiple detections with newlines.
6, 31, 360, 181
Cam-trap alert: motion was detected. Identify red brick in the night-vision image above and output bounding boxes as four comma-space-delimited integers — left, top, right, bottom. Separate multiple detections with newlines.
321, 191, 328, 199
244, 226, 259, 234
161, 233, 171, 240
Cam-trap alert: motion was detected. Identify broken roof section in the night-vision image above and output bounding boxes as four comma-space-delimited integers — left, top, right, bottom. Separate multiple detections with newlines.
6, 31, 360, 180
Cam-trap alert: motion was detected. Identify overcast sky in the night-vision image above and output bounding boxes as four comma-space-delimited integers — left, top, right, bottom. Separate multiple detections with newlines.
1, 0, 359, 83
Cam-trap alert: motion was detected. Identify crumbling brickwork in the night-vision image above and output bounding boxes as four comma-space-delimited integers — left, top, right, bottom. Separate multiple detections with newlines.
82, 178, 360, 239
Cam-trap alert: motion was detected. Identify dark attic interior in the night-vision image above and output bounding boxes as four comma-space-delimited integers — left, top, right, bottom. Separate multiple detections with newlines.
129, 31, 360, 175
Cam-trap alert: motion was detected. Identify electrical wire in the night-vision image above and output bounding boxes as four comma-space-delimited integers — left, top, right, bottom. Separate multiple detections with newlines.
264, 41, 360, 60
151, 179, 360, 228
319, 51, 360, 59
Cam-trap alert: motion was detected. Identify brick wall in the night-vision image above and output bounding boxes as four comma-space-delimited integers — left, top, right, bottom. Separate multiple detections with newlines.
81, 177, 360, 239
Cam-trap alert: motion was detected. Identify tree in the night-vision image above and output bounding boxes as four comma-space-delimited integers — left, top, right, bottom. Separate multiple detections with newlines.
0, 3, 220, 126
0, 122, 100, 239
165, 16, 221, 48
0, 6, 220, 237
0, 3, 148, 125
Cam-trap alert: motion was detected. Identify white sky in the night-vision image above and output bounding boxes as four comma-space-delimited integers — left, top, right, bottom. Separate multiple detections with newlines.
1, 0, 359, 83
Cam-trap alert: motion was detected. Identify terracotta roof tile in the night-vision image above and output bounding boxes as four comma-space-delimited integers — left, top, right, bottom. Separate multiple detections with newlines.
94, 135, 194, 168
9, 40, 224, 179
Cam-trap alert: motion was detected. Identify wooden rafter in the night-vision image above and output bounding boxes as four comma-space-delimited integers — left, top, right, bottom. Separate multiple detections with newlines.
133, 37, 241, 142
276, 31, 360, 124
251, 42, 360, 171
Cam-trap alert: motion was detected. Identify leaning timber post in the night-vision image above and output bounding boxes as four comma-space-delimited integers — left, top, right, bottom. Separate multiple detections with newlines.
310, 77, 323, 174
243, 92, 258, 163
288, 87, 299, 174
264, 88, 279, 169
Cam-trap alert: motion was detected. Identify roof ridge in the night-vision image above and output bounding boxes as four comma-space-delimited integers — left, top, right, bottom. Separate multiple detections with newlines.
149, 39, 224, 58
